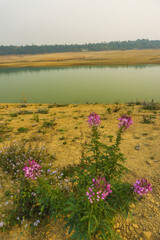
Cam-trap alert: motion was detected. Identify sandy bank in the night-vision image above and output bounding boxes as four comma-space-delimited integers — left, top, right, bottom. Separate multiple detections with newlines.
0, 49, 160, 68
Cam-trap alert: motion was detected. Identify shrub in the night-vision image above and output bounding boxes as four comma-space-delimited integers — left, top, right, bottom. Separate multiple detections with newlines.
10, 113, 18, 117
36, 109, 48, 114
0, 141, 49, 178
32, 114, 39, 122
142, 115, 154, 124
42, 120, 56, 128
18, 110, 33, 115
18, 127, 29, 133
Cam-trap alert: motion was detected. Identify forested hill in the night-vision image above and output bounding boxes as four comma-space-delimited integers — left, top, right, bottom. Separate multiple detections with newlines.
0, 39, 160, 55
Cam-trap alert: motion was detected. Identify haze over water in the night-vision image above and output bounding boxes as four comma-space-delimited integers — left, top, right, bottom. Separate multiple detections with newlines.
0, 65, 159, 104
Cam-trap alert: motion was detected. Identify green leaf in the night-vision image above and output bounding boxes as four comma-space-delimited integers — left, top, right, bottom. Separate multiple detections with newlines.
69, 222, 75, 234
80, 215, 89, 222
41, 205, 44, 213
88, 216, 93, 234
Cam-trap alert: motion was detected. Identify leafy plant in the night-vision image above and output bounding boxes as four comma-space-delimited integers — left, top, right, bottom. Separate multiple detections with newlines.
18, 127, 29, 133
10, 113, 18, 117
36, 108, 48, 114
0, 141, 49, 178
32, 114, 39, 122
142, 115, 154, 124
42, 120, 56, 128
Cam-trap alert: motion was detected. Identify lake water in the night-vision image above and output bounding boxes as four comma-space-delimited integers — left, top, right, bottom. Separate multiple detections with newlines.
0, 65, 159, 104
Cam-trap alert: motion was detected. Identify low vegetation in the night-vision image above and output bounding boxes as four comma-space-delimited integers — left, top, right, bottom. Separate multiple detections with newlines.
0, 103, 159, 239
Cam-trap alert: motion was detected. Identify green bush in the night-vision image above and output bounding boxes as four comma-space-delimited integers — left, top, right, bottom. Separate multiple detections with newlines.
18, 127, 29, 133
36, 108, 48, 114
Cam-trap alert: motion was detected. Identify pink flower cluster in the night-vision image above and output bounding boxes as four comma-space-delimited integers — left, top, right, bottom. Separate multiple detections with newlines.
133, 179, 152, 196
118, 115, 133, 129
23, 159, 41, 180
87, 112, 101, 127
86, 177, 112, 203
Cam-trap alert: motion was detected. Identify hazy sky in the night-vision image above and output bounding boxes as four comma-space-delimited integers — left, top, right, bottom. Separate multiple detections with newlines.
0, 0, 160, 45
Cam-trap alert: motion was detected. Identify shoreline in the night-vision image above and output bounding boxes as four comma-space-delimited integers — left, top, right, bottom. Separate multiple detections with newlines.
0, 49, 160, 68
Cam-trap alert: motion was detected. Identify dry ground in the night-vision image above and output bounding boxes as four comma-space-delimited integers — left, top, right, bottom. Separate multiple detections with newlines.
0, 49, 160, 68
0, 103, 160, 240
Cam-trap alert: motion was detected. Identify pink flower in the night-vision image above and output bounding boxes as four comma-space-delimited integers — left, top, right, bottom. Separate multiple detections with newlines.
23, 158, 41, 180
118, 115, 133, 130
133, 179, 152, 195
86, 177, 112, 203
87, 112, 101, 127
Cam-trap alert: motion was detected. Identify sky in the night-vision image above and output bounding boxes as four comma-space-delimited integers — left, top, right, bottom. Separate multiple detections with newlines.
0, 0, 160, 46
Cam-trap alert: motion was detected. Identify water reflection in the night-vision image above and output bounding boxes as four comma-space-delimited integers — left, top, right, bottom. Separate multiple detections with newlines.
0, 65, 158, 75
0, 65, 159, 103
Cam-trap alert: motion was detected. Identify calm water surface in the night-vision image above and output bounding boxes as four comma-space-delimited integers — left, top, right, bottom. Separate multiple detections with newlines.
0, 65, 159, 104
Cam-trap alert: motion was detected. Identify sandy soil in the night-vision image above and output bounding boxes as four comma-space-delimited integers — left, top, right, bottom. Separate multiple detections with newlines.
0, 49, 160, 68
0, 103, 160, 239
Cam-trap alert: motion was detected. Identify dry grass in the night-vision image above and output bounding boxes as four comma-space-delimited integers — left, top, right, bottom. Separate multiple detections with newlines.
0, 49, 160, 68
0, 103, 160, 239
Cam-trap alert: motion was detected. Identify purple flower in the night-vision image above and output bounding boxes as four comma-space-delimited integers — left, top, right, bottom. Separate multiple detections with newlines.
0, 222, 4, 227
133, 179, 152, 195
118, 115, 133, 130
87, 112, 101, 127
86, 177, 112, 203
23, 158, 41, 180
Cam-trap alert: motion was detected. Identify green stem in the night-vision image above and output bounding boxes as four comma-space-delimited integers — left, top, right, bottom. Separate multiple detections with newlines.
115, 127, 123, 148
92, 126, 100, 175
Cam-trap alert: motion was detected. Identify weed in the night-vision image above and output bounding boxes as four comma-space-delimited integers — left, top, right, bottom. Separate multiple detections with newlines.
18, 104, 27, 108
72, 137, 78, 142
113, 107, 121, 112
42, 121, 55, 128
142, 132, 148, 136
58, 129, 66, 133
107, 107, 111, 114
0, 141, 50, 178
38, 129, 46, 134
108, 135, 114, 142
37, 109, 48, 114
10, 113, 18, 117
142, 115, 154, 124
32, 114, 39, 122
18, 127, 29, 133
18, 110, 33, 115
79, 114, 84, 118
48, 104, 55, 108
142, 100, 159, 110
127, 110, 132, 115
59, 136, 65, 140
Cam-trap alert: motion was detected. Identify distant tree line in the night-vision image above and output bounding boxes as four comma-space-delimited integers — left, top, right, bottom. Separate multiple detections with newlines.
0, 39, 160, 55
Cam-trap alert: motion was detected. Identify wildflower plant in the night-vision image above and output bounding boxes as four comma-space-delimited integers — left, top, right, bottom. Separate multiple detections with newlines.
87, 112, 101, 126
0, 112, 152, 239
61, 113, 151, 239
23, 158, 41, 180
133, 179, 152, 196
118, 115, 133, 130
0, 141, 49, 178
86, 177, 112, 203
